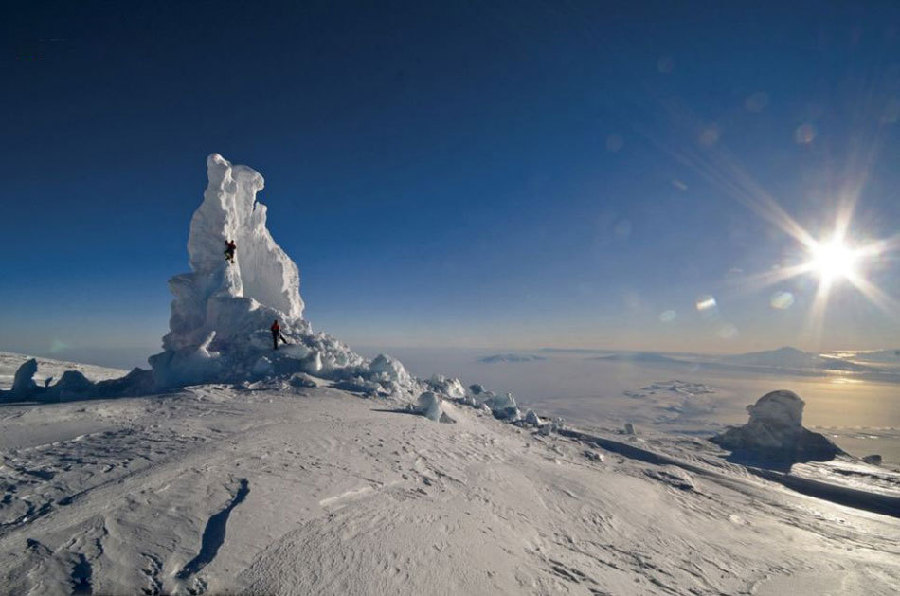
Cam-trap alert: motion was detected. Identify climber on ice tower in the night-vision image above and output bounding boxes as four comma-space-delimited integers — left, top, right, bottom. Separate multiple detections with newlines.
271, 319, 288, 350
224, 240, 237, 263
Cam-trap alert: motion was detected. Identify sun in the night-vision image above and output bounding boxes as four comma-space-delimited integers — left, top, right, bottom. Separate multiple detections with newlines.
807, 237, 859, 284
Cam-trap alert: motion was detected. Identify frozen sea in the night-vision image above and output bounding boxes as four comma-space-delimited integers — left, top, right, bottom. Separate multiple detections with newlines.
360, 347, 900, 467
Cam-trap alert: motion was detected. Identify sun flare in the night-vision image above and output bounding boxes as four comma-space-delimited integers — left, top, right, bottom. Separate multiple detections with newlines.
807, 238, 859, 284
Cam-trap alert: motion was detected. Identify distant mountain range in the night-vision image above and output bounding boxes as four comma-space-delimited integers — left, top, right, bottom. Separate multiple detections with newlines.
478, 353, 547, 363
482, 346, 900, 379
718, 346, 871, 372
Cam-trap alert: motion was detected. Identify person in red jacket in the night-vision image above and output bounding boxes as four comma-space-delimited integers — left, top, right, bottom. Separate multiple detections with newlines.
271, 319, 288, 350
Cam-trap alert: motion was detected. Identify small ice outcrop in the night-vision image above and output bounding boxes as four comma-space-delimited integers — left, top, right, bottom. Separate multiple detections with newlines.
538, 417, 567, 436
523, 410, 543, 426
94, 368, 155, 397
427, 374, 466, 399
481, 391, 521, 421
416, 391, 455, 423
418, 391, 443, 421
368, 354, 412, 388
711, 390, 844, 462
11, 358, 38, 396
55, 370, 95, 395
288, 372, 318, 389
469, 384, 487, 395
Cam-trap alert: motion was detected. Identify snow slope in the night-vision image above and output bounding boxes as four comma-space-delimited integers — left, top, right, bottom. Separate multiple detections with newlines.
0, 373, 897, 595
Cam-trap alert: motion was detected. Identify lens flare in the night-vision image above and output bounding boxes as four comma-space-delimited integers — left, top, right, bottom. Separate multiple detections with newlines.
695, 295, 716, 311
770, 291, 795, 310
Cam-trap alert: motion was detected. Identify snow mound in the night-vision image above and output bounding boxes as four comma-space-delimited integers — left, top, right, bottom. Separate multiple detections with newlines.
711, 390, 844, 462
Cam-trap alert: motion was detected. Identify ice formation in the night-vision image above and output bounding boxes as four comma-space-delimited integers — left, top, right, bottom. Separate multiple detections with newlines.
711, 390, 844, 462
417, 391, 444, 422
148, 154, 420, 397
524, 409, 543, 426
0, 359, 154, 402
150, 154, 312, 386
11, 358, 37, 395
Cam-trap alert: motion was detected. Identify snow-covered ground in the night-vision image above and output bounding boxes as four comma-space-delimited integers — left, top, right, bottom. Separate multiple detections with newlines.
0, 369, 897, 595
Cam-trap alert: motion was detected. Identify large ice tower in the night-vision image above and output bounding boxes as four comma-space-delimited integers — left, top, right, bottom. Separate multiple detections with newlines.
150, 154, 313, 386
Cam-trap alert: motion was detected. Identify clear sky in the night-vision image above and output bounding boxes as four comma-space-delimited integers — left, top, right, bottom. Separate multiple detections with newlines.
3, 1, 900, 367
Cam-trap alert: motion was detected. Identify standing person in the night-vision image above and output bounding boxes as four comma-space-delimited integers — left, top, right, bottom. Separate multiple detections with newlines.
271, 319, 288, 350
225, 240, 237, 263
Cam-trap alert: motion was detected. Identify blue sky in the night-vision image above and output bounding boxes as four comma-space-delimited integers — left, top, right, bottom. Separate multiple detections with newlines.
2, 1, 899, 367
